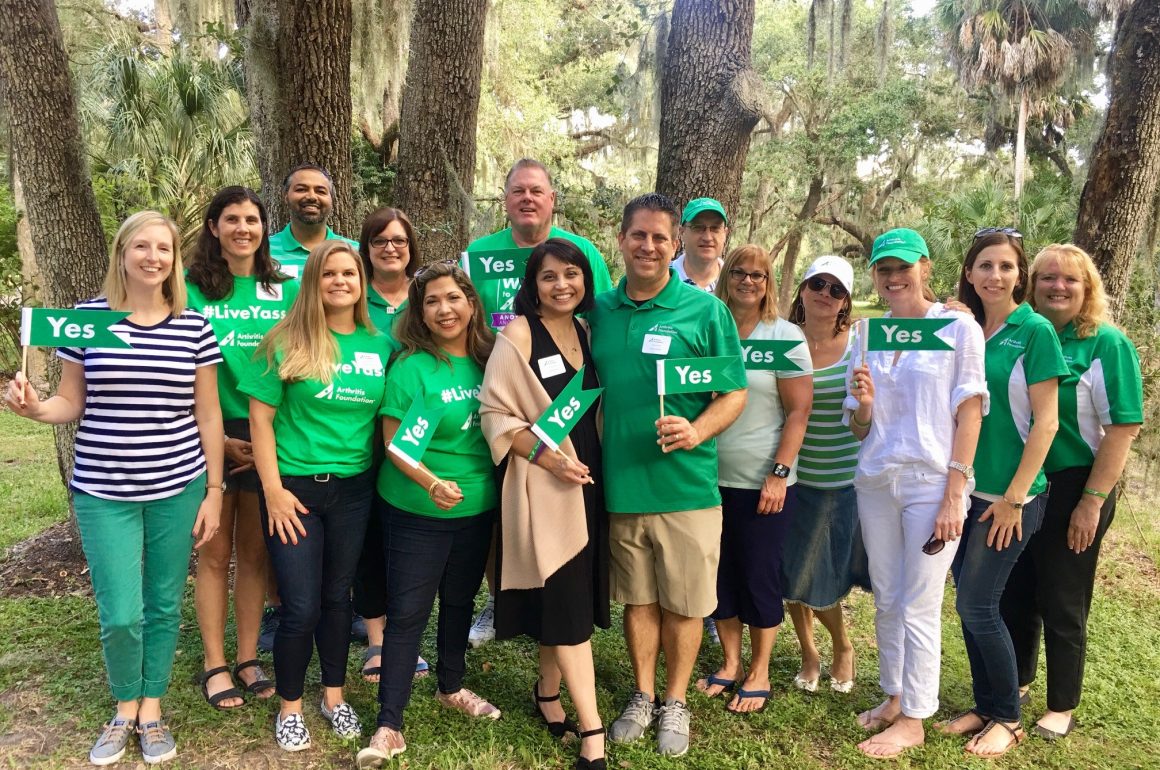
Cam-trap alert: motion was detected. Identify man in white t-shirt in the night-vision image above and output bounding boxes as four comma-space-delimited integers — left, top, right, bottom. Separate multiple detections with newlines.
672, 197, 729, 292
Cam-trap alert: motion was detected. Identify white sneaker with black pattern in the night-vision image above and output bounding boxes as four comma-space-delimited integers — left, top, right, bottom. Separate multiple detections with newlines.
320, 699, 363, 739
275, 712, 311, 752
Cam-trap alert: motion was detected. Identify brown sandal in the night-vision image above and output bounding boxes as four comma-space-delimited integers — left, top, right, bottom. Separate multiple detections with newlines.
966, 720, 1025, 757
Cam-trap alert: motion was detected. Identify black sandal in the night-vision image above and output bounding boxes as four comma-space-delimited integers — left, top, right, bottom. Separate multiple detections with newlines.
533, 681, 580, 739
233, 659, 275, 696
575, 726, 606, 770
196, 666, 244, 710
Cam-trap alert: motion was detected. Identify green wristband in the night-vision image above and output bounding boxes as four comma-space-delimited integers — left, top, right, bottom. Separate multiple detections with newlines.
1082, 487, 1108, 500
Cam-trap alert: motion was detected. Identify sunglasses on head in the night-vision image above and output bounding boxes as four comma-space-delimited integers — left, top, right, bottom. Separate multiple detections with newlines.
414, 258, 461, 278
973, 227, 1023, 240
805, 276, 849, 299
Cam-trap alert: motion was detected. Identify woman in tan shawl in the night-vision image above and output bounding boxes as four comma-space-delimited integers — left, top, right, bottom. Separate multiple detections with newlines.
480, 238, 609, 770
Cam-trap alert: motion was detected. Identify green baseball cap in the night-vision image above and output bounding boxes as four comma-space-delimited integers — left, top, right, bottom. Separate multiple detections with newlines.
869, 228, 929, 265
681, 197, 728, 225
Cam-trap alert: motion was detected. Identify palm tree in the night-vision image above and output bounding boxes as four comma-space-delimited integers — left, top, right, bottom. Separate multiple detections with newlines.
935, 0, 1126, 198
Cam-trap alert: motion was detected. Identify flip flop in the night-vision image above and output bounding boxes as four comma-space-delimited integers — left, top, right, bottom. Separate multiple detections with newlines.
414, 656, 429, 678
966, 720, 1025, 757
362, 645, 382, 681
856, 738, 915, 760
696, 673, 738, 698
857, 705, 899, 733
726, 687, 770, 714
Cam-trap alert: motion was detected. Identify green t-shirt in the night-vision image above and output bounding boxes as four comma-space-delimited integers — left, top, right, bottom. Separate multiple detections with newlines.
974, 303, 1069, 497
1044, 321, 1143, 473
239, 326, 392, 477
464, 226, 613, 330
378, 350, 497, 518
185, 276, 300, 421
268, 224, 359, 278
366, 286, 406, 359
589, 270, 745, 513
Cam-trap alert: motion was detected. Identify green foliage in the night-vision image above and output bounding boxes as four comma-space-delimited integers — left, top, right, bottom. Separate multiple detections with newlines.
0, 183, 26, 372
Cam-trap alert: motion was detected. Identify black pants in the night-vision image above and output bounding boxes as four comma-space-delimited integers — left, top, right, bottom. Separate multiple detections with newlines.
352, 500, 387, 619
260, 470, 373, 701
375, 497, 493, 730
999, 466, 1116, 712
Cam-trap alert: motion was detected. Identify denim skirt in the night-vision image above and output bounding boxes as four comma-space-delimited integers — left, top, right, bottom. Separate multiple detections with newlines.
781, 484, 871, 609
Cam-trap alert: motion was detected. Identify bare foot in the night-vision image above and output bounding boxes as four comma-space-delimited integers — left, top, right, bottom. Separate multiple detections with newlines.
934, 709, 986, 736
695, 664, 743, 698
857, 697, 901, 732
856, 716, 924, 758
965, 720, 1024, 757
726, 674, 771, 713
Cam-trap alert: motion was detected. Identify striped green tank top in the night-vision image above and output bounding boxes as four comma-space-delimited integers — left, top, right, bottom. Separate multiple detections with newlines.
797, 338, 860, 489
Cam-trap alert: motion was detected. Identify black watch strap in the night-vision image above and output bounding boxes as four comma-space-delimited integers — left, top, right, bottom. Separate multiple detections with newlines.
770, 463, 790, 479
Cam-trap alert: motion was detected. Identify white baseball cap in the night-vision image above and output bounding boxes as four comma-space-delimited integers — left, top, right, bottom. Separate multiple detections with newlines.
801, 255, 854, 294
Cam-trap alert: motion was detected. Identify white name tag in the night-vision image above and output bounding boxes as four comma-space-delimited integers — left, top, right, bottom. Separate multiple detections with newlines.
538, 354, 566, 379
256, 283, 284, 302
642, 333, 672, 355
354, 352, 383, 370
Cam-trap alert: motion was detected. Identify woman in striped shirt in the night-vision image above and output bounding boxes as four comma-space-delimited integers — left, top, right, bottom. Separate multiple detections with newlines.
781, 256, 869, 695
6, 211, 224, 766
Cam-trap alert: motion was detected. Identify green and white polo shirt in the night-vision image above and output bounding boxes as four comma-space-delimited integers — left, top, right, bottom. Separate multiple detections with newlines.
268, 224, 359, 278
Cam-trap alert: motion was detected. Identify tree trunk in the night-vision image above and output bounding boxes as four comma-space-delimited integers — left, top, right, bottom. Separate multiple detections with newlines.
0, 0, 109, 550
1014, 88, 1028, 199
1073, 0, 1160, 319
393, 0, 489, 262
777, 174, 825, 309
656, 0, 763, 220
236, 0, 356, 235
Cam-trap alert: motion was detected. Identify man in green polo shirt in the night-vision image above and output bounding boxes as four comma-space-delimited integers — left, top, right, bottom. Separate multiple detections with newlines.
268, 163, 359, 278
465, 158, 612, 331
588, 192, 746, 758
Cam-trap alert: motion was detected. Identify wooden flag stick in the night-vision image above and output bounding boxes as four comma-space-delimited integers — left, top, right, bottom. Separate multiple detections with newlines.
860, 319, 869, 368
17, 346, 29, 407
659, 394, 665, 419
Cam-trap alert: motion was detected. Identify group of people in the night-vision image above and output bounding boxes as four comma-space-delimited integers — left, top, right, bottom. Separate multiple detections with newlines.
4, 157, 1144, 768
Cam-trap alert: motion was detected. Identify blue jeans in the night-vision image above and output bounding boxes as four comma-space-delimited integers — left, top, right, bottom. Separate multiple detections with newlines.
376, 498, 494, 730
951, 493, 1047, 721
260, 470, 373, 701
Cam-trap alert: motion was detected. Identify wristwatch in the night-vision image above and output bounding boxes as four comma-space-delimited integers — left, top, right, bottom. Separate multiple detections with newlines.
948, 461, 974, 480
1003, 496, 1024, 510
769, 463, 791, 479
207, 480, 228, 494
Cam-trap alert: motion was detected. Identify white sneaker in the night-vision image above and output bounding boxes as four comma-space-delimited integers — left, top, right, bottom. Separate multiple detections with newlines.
467, 597, 496, 648
274, 712, 311, 752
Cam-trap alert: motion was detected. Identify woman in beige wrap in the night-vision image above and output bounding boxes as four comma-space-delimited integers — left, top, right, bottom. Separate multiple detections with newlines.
480, 238, 609, 770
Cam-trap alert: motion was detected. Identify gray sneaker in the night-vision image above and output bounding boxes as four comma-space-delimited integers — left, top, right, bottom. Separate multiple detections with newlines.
656, 698, 691, 757
137, 719, 177, 764
609, 690, 657, 744
89, 717, 136, 766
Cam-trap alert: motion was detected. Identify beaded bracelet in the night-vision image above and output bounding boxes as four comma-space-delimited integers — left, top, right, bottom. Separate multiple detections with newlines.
1082, 487, 1108, 500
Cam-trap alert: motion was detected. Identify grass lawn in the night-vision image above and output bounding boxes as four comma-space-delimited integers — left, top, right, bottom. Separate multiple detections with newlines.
2, 413, 1159, 768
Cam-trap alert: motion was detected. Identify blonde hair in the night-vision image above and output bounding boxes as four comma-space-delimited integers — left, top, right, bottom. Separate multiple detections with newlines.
104, 211, 186, 316
259, 241, 374, 383
1028, 244, 1111, 338
715, 244, 779, 322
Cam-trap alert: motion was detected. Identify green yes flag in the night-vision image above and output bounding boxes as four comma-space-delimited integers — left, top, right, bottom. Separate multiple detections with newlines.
657, 356, 746, 395
461, 247, 534, 280
740, 339, 805, 371
20, 308, 132, 348
867, 317, 956, 351
387, 391, 449, 469
531, 367, 603, 451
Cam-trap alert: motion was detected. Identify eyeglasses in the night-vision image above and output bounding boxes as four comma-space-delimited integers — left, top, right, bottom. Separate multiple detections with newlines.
370, 236, 410, 250
921, 533, 945, 556
728, 268, 767, 284
973, 227, 1023, 240
687, 223, 726, 235
805, 276, 849, 299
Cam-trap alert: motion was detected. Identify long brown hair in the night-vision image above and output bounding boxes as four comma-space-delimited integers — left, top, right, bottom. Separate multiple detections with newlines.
187, 186, 287, 301
258, 241, 373, 384
956, 232, 1027, 324
394, 261, 494, 369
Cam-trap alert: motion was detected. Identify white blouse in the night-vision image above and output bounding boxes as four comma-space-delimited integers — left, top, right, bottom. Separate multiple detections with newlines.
843, 303, 989, 485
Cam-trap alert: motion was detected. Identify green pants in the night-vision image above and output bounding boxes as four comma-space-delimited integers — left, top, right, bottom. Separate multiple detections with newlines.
73, 474, 205, 701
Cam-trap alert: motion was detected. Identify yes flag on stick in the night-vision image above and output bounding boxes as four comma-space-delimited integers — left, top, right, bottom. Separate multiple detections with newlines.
530, 367, 603, 451
461, 247, 534, 280
867, 317, 955, 351
388, 390, 448, 469
657, 356, 747, 395
20, 308, 132, 349
740, 339, 805, 371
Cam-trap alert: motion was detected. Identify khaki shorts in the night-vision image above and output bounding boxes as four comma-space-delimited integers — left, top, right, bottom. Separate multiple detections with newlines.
609, 506, 723, 618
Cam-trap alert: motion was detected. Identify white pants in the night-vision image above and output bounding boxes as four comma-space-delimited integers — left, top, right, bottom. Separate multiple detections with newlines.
856, 467, 968, 718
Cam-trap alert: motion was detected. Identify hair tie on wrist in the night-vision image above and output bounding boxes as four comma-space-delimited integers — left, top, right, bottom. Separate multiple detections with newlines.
428, 479, 441, 496
528, 439, 544, 463
1083, 487, 1108, 500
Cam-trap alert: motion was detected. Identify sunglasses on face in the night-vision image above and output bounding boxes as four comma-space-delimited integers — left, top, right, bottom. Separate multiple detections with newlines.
805, 276, 849, 299
973, 227, 1023, 240
921, 533, 945, 556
